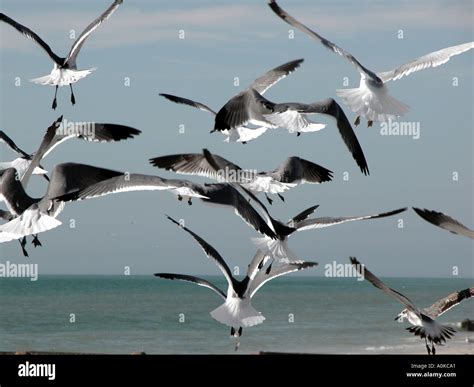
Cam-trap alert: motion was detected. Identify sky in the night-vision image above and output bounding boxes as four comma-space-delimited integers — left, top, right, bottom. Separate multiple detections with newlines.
0, 0, 473, 277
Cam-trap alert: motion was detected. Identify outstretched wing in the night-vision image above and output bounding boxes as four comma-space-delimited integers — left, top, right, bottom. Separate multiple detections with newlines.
154, 273, 226, 300
159, 93, 217, 115
423, 287, 474, 318
166, 215, 235, 290
413, 207, 474, 239
65, 0, 123, 66
296, 208, 406, 231
267, 1, 379, 81
378, 42, 474, 82
0, 13, 62, 64
250, 58, 304, 95
350, 257, 421, 316
249, 261, 318, 298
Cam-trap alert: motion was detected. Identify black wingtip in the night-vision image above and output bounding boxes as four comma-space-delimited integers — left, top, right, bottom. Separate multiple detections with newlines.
349, 256, 359, 265
165, 214, 182, 227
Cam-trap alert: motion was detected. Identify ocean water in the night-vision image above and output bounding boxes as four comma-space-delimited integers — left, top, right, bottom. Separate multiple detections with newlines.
0, 276, 472, 354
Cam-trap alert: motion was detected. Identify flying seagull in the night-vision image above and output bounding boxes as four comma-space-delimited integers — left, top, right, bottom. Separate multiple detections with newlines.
0, 162, 212, 247
268, 0, 474, 126
350, 257, 473, 355
150, 148, 333, 204
155, 215, 317, 347
413, 207, 474, 239
252, 203, 407, 263
0, 117, 140, 255
1, 0, 123, 109
159, 58, 304, 143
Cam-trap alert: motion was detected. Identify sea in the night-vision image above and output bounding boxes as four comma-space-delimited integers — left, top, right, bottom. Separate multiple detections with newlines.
0, 276, 472, 354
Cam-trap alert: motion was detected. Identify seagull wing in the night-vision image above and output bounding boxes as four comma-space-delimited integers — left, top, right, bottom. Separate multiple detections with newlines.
378, 42, 474, 82
287, 205, 319, 225
166, 215, 235, 290
423, 287, 474, 319
0, 13, 62, 64
273, 156, 333, 184
249, 261, 318, 298
22, 117, 140, 187
65, 0, 123, 66
154, 273, 226, 300
413, 207, 474, 239
350, 257, 421, 316
54, 173, 197, 202
295, 207, 407, 231
0, 131, 30, 158
149, 149, 242, 182
250, 58, 304, 95
267, 1, 379, 81
159, 93, 217, 115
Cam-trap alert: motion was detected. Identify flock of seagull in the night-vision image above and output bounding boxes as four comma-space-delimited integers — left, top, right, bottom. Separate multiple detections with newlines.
1, 0, 473, 354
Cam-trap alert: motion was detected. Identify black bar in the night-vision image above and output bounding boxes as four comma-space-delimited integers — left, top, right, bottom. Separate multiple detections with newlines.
0, 354, 472, 386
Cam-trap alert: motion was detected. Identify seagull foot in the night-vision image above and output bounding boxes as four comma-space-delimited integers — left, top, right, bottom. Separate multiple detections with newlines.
52, 98, 57, 110
296, 132, 301, 137
367, 120, 373, 128
432, 344, 436, 356
19, 238, 29, 257
71, 93, 76, 106
187, 198, 192, 206
177, 195, 183, 202
32, 235, 42, 248
353, 116, 360, 127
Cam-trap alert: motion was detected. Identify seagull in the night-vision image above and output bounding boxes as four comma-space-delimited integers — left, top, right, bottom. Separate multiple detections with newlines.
1, 0, 123, 109
350, 257, 473, 355
251, 202, 407, 263
0, 117, 141, 255
268, 0, 474, 126
0, 163, 211, 247
159, 58, 304, 143
413, 207, 474, 239
150, 148, 333, 204
155, 215, 318, 347
1, 130, 48, 181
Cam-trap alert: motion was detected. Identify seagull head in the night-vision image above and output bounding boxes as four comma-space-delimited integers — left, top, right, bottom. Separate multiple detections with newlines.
395, 309, 408, 322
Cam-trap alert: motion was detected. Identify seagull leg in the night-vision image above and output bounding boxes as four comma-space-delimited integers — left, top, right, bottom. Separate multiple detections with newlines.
32, 234, 42, 248
265, 263, 273, 275
277, 193, 285, 202
296, 132, 301, 137
234, 341, 240, 352
177, 195, 183, 202
230, 327, 235, 337
265, 193, 273, 205
367, 120, 373, 128
353, 116, 360, 127
52, 85, 58, 110
431, 343, 436, 356
242, 141, 247, 145
187, 198, 192, 206
69, 84, 76, 106
19, 237, 29, 257
425, 338, 431, 355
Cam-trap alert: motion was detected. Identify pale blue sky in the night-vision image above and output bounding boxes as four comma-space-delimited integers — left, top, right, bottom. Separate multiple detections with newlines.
0, 0, 472, 277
